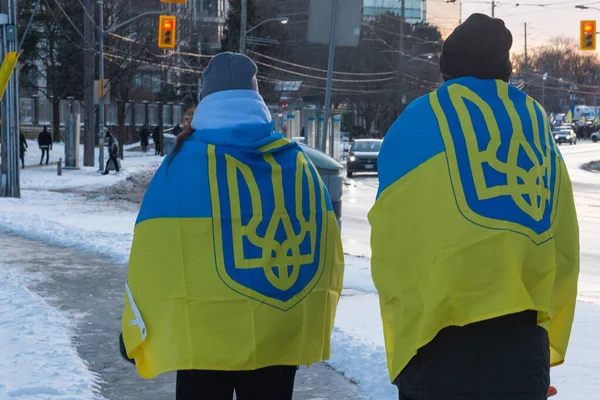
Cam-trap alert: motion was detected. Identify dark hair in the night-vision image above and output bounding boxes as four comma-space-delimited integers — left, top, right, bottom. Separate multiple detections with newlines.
168, 127, 194, 162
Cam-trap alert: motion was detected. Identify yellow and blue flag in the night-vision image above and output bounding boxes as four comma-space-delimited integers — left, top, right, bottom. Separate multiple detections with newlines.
369, 77, 580, 382
566, 110, 573, 123
122, 102, 343, 378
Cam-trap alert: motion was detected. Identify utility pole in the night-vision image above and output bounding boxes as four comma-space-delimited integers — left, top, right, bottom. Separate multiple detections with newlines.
98, 0, 105, 170
321, 0, 338, 154
491, 1, 495, 17
0, 0, 20, 198
239, 0, 247, 54
83, 0, 95, 167
524, 22, 528, 73
524, 22, 528, 93
397, 0, 405, 116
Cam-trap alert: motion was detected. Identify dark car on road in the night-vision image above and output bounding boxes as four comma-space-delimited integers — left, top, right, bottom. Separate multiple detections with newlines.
346, 139, 382, 178
554, 127, 577, 145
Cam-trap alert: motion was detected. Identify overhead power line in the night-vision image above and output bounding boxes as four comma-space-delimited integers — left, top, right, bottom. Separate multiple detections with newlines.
249, 50, 396, 76
48, 0, 90, 46
253, 59, 398, 84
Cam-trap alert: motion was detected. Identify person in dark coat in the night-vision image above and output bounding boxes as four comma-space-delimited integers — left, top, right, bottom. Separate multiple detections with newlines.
102, 132, 120, 175
19, 131, 28, 168
152, 125, 161, 155
37, 126, 52, 165
140, 125, 150, 153
370, 14, 576, 400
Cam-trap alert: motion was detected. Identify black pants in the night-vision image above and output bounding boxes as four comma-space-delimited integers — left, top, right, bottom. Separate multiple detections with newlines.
155, 143, 161, 155
20, 152, 25, 168
40, 147, 49, 165
176, 366, 297, 400
398, 394, 416, 400
104, 156, 120, 173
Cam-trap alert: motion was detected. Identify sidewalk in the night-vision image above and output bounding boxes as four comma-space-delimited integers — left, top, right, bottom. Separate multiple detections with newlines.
0, 233, 363, 400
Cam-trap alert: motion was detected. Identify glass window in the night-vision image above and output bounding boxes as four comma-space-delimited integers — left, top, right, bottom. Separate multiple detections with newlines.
38, 98, 52, 126
172, 105, 182, 127
163, 105, 172, 127
125, 103, 133, 126
20, 98, 35, 125
135, 103, 146, 126
148, 104, 158, 126
351, 141, 382, 152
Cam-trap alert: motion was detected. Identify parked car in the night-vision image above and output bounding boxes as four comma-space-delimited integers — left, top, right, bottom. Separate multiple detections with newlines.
554, 127, 577, 145
346, 139, 382, 178
592, 131, 600, 143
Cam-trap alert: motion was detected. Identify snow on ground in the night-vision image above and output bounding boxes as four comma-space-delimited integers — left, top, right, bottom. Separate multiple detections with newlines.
1, 141, 600, 399
0, 267, 103, 400
20, 140, 161, 191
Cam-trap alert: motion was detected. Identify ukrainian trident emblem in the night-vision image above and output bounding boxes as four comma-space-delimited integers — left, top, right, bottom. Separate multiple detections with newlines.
208, 144, 328, 310
430, 81, 561, 243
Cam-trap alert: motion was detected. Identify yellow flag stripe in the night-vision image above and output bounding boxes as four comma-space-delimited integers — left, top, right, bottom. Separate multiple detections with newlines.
0, 52, 19, 101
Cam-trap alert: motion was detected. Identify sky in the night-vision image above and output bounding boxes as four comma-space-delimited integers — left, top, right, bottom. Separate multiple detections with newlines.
428, 0, 600, 55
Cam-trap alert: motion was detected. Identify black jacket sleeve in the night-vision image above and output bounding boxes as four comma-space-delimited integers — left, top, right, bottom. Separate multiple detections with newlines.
119, 333, 136, 365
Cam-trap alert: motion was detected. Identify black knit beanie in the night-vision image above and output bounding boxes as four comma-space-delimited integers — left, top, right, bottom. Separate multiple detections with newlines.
440, 14, 513, 82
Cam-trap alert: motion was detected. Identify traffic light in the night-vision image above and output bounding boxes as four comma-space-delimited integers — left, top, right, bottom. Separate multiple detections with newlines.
580, 20, 596, 51
158, 15, 177, 49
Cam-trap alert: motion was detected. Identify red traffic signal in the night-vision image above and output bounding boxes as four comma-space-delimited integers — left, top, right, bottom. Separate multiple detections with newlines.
158, 15, 177, 49
580, 20, 596, 51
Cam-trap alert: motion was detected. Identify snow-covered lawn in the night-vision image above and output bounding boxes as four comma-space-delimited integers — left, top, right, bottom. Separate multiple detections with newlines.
1, 142, 600, 399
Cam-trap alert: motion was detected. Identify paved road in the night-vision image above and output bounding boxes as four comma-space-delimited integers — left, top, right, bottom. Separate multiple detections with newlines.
0, 234, 363, 400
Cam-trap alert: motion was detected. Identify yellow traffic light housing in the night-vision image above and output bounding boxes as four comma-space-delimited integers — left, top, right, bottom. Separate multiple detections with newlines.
580, 20, 596, 51
158, 15, 177, 49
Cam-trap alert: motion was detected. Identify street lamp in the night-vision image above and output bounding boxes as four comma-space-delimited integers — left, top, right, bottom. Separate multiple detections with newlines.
239, 17, 289, 54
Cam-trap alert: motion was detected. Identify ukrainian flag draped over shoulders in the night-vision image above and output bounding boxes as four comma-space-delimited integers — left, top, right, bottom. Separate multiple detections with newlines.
122, 90, 343, 379
369, 77, 580, 381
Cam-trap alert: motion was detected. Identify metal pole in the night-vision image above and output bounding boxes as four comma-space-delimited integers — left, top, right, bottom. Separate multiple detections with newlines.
322, 0, 338, 154
1, 0, 20, 197
491, 1, 495, 17
524, 22, 528, 94
542, 74, 547, 111
397, 0, 405, 116
239, 0, 247, 54
83, 0, 95, 166
98, 0, 105, 170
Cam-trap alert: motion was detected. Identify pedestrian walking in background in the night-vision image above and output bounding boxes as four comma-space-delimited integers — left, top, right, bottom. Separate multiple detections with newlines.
119, 52, 344, 400
152, 125, 161, 155
140, 125, 150, 153
370, 14, 579, 400
102, 131, 120, 175
37, 126, 52, 166
19, 131, 27, 169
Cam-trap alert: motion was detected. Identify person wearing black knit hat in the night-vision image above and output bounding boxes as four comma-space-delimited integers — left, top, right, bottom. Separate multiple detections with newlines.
371, 14, 577, 400
440, 13, 513, 83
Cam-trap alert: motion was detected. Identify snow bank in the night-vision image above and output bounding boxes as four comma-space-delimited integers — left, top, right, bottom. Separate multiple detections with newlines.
0, 268, 103, 400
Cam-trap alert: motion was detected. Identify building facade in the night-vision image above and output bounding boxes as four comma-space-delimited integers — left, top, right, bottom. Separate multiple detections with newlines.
188, 0, 229, 49
363, 0, 427, 23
